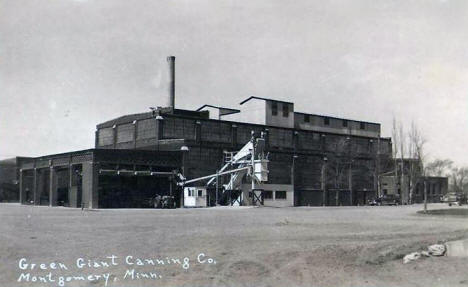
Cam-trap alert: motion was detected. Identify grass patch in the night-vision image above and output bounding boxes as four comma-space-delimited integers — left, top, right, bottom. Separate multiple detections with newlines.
417, 209, 468, 216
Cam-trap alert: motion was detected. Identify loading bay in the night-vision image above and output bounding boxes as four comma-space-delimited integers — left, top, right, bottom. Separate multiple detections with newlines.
2, 203, 468, 287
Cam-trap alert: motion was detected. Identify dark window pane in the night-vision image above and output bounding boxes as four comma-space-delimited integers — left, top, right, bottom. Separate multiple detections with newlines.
272, 102, 278, 116
304, 114, 310, 122
282, 104, 289, 117
360, 122, 366, 130
264, 190, 273, 199
324, 117, 330, 125
343, 120, 348, 127
275, 190, 287, 199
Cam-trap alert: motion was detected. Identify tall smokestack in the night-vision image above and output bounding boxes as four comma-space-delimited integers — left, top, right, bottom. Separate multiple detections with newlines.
167, 56, 175, 109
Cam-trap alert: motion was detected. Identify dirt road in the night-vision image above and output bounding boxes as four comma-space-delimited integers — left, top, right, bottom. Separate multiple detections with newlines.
1, 203, 468, 287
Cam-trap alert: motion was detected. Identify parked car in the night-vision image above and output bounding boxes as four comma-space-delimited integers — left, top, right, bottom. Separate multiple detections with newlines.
441, 192, 466, 206
148, 195, 176, 209
161, 196, 176, 209
368, 194, 400, 206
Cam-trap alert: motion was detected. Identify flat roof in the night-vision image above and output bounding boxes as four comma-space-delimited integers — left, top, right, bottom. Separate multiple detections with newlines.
196, 104, 240, 116
25, 148, 181, 161
294, 111, 381, 126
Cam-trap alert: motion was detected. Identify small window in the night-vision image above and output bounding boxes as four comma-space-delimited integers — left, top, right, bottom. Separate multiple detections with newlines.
360, 122, 365, 130
198, 190, 203, 197
304, 114, 310, 123
272, 102, 278, 116
383, 189, 388, 195
263, 190, 273, 199
282, 104, 289, 117
275, 190, 287, 199
188, 190, 193, 197
248, 192, 253, 198
342, 120, 348, 127
324, 117, 330, 126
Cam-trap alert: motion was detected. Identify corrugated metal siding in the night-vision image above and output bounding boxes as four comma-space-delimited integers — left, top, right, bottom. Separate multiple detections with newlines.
137, 119, 156, 140
98, 128, 114, 146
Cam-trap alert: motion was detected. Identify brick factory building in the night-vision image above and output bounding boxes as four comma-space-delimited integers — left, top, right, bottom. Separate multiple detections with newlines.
17, 56, 393, 208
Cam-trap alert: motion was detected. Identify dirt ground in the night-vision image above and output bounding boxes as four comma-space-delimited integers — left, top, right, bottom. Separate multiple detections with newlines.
1, 203, 468, 287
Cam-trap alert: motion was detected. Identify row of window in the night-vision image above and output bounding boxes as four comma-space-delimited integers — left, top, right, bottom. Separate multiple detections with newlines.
269, 102, 367, 130
187, 189, 204, 197
305, 115, 366, 130
271, 102, 289, 117
263, 190, 287, 200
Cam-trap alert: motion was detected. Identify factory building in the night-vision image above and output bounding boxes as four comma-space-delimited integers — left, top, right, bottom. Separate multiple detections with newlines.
18, 56, 393, 208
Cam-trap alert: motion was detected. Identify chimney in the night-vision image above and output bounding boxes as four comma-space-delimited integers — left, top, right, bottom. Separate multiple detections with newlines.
167, 56, 175, 109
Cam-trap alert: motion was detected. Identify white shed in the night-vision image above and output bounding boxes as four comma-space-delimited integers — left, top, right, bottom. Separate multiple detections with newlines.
183, 186, 207, 208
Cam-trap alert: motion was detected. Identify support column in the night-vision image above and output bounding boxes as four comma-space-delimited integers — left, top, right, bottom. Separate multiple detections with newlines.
293, 131, 299, 152
49, 167, 58, 206
95, 130, 99, 148
133, 120, 138, 149
348, 163, 353, 206
33, 168, 40, 205
82, 162, 99, 209
112, 125, 117, 149
68, 165, 75, 207
195, 121, 201, 143
231, 124, 238, 148
19, 169, 25, 204
321, 158, 327, 206
156, 117, 164, 140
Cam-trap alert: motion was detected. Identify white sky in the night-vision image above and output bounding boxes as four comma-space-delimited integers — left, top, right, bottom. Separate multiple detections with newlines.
1, 0, 467, 166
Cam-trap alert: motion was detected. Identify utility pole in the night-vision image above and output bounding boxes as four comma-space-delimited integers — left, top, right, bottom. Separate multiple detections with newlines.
423, 178, 427, 213
348, 161, 353, 206
215, 169, 219, 206
321, 156, 328, 206
292, 155, 298, 206
250, 131, 255, 207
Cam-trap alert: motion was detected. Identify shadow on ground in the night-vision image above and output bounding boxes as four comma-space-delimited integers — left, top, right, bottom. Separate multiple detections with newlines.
417, 208, 468, 216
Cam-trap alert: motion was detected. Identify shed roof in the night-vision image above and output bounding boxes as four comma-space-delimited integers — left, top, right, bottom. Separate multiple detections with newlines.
239, 96, 294, 105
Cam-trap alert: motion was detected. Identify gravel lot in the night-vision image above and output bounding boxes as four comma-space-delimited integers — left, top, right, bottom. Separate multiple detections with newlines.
1, 203, 468, 287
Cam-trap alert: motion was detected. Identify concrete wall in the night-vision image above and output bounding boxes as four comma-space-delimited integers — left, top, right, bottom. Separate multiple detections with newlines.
242, 183, 294, 207
265, 101, 294, 128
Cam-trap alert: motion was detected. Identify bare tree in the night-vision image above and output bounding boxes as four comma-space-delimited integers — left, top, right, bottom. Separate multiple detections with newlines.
389, 117, 408, 202
407, 121, 427, 211
426, 159, 453, 177
451, 167, 468, 195
325, 137, 359, 206
391, 117, 400, 196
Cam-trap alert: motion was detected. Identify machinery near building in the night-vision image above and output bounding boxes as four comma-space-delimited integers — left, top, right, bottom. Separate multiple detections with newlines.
178, 133, 269, 207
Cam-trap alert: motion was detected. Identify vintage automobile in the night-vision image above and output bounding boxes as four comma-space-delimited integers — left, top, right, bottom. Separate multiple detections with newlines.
441, 192, 466, 206
368, 194, 400, 206
148, 195, 176, 209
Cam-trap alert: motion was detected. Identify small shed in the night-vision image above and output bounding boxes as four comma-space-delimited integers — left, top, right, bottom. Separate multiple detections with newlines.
184, 186, 207, 208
